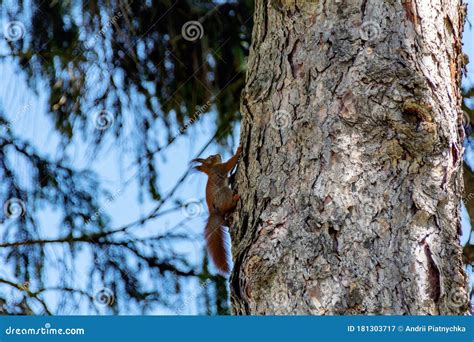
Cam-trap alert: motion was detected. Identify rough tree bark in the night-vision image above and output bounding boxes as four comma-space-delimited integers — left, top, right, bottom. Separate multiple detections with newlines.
230, 0, 470, 315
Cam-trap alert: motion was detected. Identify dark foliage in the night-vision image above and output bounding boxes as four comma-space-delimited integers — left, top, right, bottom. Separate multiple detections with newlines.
0, 0, 252, 314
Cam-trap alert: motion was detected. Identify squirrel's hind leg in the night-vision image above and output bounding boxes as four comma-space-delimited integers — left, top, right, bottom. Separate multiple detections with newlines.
216, 189, 239, 214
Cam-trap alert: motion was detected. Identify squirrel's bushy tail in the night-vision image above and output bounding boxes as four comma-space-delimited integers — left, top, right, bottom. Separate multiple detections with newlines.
205, 212, 231, 275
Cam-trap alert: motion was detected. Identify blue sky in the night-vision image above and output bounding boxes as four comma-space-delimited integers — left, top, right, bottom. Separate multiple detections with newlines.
0, 50, 229, 315
0, 0, 245, 314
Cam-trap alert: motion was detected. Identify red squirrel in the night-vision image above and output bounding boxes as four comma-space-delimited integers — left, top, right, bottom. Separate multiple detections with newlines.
192, 146, 242, 275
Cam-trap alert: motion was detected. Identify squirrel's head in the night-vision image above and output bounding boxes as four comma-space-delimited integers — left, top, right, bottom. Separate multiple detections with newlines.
191, 154, 222, 173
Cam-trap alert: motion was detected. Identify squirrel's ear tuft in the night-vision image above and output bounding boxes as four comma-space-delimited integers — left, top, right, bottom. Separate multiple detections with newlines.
191, 158, 207, 164
193, 164, 208, 173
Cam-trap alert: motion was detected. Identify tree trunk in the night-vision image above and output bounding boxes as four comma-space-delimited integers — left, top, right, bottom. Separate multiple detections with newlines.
231, 0, 470, 315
